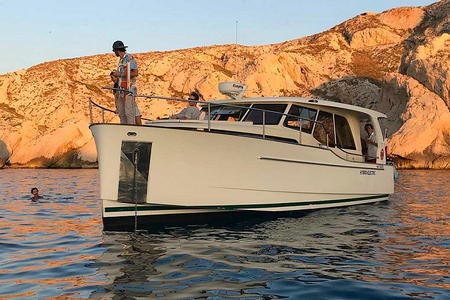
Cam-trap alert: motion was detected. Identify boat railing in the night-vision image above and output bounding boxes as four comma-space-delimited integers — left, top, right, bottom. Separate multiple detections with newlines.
89, 99, 115, 123
88, 97, 153, 123
89, 88, 341, 153
335, 146, 366, 161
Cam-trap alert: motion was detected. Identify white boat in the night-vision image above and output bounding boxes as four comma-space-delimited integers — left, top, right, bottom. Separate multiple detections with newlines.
90, 82, 394, 230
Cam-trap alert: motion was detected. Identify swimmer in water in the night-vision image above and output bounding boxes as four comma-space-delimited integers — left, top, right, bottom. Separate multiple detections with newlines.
30, 187, 43, 202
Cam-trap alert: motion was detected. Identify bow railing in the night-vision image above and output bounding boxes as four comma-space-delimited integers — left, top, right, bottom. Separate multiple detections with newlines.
88, 88, 362, 161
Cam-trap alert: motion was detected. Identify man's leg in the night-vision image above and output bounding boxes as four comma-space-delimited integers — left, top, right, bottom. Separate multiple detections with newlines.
117, 93, 127, 124
134, 102, 142, 125
124, 93, 136, 124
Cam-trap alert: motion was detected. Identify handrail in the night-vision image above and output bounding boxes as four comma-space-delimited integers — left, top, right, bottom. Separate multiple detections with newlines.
89, 97, 365, 162
90, 99, 116, 114
88, 99, 152, 123
92, 89, 332, 139
90, 88, 355, 160
336, 146, 366, 158
102, 87, 319, 123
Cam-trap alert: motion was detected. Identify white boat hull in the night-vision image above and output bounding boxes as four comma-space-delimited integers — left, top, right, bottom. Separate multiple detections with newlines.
90, 124, 394, 229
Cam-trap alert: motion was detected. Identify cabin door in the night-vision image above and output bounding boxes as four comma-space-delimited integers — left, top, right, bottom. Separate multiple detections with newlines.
117, 141, 152, 204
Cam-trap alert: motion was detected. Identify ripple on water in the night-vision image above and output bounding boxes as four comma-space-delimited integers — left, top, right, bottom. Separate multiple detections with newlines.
0, 169, 449, 299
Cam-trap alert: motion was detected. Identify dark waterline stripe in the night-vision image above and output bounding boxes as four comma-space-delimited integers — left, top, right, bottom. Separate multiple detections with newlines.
105, 194, 389, 212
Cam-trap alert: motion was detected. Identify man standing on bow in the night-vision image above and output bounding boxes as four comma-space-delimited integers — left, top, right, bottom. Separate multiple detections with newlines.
111, 40, 142, 125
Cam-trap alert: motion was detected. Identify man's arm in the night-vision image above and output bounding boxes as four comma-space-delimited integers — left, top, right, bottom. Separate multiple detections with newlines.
130, 58, 138, 77
171, 108, 187, 119
367, 134, 378, 146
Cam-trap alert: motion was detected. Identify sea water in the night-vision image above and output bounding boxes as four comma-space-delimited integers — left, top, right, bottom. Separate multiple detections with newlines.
0, 169, 449, 299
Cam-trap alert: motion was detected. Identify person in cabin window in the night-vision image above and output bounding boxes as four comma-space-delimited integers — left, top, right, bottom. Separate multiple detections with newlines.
111, 40, 142, 125
170, 92, 201, 120
364, 124, 378, 163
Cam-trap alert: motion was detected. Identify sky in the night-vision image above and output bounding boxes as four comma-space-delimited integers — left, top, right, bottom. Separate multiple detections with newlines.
0, 0, 437, 74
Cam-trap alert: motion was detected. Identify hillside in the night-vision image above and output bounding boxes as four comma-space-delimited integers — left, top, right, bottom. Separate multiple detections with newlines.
0, 0, 449, 168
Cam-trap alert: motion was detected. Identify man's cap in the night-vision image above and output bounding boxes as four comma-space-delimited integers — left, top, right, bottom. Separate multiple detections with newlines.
189, 91, 200, 100
112, 40, 128, 50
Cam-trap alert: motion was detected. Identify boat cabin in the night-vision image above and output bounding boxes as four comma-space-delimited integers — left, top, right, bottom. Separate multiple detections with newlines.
90, 83, 387, 165
149, 96, 387, 165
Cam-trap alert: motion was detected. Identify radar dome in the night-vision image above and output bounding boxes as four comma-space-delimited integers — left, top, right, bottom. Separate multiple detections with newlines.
218, 82, 247, 100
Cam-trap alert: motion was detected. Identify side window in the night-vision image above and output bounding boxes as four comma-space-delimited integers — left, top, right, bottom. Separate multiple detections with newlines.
283, 105, 317, 134
335, 115, 356, 150
207, 104, 249, 121
244, 104, 287, 125
313, 111, 335, 147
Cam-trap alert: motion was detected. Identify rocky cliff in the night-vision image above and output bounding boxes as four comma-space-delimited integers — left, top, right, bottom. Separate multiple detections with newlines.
0, 0, 449, 168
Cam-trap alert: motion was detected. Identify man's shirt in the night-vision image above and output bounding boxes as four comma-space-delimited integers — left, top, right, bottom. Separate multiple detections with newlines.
175, 106, 201, 120
367, 133, 377, 160
118, 53, 138, 92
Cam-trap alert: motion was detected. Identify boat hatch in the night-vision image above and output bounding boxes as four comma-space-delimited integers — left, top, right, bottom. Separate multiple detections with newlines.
118, 141, 152, 204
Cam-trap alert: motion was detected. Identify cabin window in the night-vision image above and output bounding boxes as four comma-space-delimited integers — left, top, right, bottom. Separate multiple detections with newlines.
206, 104, 250, 121
244, 104, 287, 125
283, 105, 317, 133
335, 115, 356, 150
313, 111, 335, 147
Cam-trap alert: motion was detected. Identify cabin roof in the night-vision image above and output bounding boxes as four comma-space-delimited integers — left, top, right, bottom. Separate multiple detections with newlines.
204, 97, 387, 119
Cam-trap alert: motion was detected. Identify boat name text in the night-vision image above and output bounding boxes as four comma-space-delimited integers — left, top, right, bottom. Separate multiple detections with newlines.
360, 170, 376, 175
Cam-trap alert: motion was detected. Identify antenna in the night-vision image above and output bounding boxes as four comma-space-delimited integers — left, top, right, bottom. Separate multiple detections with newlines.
234, 20, 238, 81
235, 20, 238, 45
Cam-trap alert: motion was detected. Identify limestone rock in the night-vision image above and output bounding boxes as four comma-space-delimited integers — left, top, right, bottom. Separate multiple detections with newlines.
350, 27, 403, 49
400, 0, 450, 107
0, 140, 9, 167
378, 7, 424, 30
404, 33, 450, 107
312, 77, 381, 109
0, 0, 448, 169
384, 73, 450, 168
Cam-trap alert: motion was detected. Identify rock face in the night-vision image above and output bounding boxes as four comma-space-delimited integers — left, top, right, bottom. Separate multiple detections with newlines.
0, 0, 449, 169
0, 139, 9, 167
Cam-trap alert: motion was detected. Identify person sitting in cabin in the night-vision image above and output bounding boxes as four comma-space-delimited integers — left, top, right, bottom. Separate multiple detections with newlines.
170, 92, 201, 120
364, 123, 378, 163
30, 187, 43, 202
111, 40, 142, 125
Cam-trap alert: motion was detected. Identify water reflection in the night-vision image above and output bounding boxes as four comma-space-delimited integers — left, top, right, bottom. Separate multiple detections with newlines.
94, 171, 450, 299
0, 169, 105, 299
377, 170, 450, 291
0, 169, 448, 299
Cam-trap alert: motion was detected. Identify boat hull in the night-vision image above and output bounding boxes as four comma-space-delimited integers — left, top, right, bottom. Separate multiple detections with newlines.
90, 123, 394, 229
